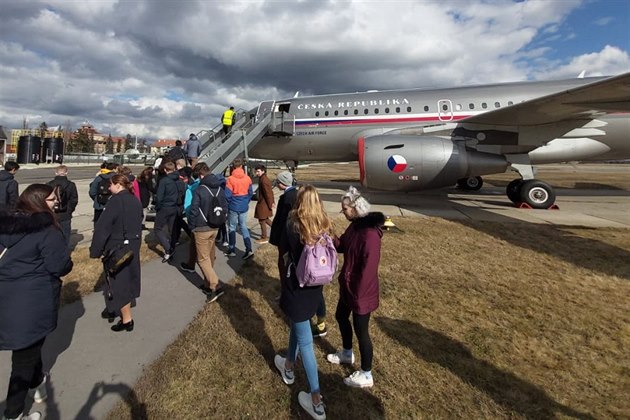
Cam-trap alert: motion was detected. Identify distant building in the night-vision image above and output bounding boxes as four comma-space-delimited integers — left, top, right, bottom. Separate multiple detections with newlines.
153, 138, 186, 155
0, 126, 8, 164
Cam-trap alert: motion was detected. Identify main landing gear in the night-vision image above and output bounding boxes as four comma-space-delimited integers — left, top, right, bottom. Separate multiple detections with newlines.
456, 176, 483, 191
506, 179, 556, 209
457, 175, 557, 209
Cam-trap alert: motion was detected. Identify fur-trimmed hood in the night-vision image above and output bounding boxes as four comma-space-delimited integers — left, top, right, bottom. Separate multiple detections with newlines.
0, 211, 55, 248
352, 211, 386, 230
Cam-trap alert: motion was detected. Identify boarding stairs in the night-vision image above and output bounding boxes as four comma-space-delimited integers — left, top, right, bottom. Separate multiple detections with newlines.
196, 101, 295, 173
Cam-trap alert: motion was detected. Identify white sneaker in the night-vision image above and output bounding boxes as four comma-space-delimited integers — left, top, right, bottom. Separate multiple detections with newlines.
343, 370, 374, 388
29, 373, 48, 403
298, 391, 326, 420
326, 349, 355, 365
2, 412, 42, 420
274, 354, 295, 385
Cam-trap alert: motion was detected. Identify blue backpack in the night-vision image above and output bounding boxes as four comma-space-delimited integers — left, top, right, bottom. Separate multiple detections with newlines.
295, 233, 338, 287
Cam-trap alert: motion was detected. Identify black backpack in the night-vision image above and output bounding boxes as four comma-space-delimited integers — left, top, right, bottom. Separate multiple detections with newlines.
175, 180, 185, 207
48, 179, 69, 213
96, 175, 112, 205
201, 185, 226, 228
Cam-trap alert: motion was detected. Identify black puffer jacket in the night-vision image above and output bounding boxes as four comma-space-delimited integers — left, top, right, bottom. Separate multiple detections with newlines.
0, 211, 73, 350
0, 170, 19, 211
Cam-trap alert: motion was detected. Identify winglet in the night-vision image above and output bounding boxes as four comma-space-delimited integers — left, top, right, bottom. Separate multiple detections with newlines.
577, 70, 586, 78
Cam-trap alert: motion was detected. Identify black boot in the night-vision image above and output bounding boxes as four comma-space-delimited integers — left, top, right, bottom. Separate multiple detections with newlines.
101, 309, 116, 323
111, 319, 134, 332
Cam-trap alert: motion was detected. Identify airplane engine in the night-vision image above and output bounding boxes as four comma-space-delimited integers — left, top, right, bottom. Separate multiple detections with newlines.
358, 135, 508, 191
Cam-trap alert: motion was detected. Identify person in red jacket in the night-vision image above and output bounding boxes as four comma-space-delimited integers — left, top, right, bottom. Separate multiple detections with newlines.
327, 186, 384, 388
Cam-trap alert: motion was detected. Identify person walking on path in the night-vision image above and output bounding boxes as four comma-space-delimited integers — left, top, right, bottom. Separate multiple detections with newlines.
224, 158, 254, 259
88, 162, 118, 225
326, 186, 385, 389
0, 161, 20, 212
137, 167, 154, 229
184, 133, 201, 168
254, 164, 274, 244
0, 184, 73, 420
154, 162, 185, 263
167, 140, 188, 170
188, 169, 228, 303
47, 165, 79, 248
221, 106, 235, 136
274, 185, 332, 420
269, 171, 298, 278
90, 175, 143, 332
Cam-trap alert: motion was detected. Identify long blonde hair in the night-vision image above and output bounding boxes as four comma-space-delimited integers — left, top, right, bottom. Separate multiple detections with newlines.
289, 185, 333, 245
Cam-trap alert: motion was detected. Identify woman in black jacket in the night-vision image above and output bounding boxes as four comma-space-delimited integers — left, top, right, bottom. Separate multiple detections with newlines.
0, 184, 73, 420
274, 185, 332, 420
90, 174, 143, 332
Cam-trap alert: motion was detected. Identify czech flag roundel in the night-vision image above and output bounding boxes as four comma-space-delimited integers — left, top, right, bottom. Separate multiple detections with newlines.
387, 155, 407, 173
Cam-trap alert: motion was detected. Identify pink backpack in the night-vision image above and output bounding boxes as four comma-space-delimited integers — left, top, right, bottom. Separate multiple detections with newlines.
295, 233, 338, 287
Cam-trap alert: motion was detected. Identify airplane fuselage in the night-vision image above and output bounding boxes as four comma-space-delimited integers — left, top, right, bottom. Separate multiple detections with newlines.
251, 77, 630, 162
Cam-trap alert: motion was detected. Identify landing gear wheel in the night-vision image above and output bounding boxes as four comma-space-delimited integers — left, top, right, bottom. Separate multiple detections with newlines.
456, 176, 483, 191
506, 179, 524, 204
519, 180, 556, 209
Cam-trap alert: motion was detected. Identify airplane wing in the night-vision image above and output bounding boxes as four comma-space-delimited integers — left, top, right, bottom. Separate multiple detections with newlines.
460, 71, 630, 127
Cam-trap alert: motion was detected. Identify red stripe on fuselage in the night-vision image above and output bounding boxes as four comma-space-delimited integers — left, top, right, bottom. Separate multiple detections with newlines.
295, 114, 471, 127
358, 137, 366, 186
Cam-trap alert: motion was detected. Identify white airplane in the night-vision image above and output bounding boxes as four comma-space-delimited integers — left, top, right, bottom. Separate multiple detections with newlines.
224, 72, 630, 208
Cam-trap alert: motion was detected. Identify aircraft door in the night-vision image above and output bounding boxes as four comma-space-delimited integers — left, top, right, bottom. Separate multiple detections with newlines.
438, 99, 453, 121
256, 101, 275, 122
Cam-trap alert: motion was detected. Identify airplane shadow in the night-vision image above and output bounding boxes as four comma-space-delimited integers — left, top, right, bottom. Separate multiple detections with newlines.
317, 182, 630, 280
376, 317, 593, 419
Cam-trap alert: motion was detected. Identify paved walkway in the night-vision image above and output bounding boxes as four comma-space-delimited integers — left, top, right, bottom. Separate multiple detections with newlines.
2, 172, 629, 419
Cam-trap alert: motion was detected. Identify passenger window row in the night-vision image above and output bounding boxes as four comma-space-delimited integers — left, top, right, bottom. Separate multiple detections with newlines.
312, 100, 516, 117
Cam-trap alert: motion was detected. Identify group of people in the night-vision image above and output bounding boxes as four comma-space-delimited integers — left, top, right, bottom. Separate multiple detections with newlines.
0, 151, 385, 420
270, 182, 385, 420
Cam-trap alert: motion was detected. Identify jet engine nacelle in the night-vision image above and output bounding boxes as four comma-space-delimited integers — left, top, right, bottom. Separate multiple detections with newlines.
358, 135, 508, 192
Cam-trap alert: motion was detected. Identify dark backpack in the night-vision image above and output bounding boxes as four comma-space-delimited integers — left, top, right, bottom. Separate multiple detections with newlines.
48, 179, 69, 213
201, 185, 226, 228
96, 175, 112, 205
175, 181, 185, 207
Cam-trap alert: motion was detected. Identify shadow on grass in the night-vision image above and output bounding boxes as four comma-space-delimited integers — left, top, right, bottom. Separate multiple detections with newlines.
75, 382, 147, 420
376, 317, 594, 419
455, 217, 630, 280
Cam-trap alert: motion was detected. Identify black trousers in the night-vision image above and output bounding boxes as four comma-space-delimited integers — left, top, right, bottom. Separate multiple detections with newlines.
4, 338, 46, 419
335, 299, 373, 372
154, 207, 179, 254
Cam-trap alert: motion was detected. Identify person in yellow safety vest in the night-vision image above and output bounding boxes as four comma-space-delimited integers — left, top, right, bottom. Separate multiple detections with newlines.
222, 106, 235, 135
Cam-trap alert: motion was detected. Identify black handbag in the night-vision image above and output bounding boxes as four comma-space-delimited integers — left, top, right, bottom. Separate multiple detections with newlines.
101, 200, 135, 278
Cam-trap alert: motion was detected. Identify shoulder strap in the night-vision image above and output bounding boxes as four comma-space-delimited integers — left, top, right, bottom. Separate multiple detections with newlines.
0, 245, 7, 261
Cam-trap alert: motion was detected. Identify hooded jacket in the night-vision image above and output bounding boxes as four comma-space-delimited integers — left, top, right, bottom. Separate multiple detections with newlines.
0, 211, 73, 350
225, 167, 253, 213
335, 212, 385, 315
184, 135, 201, 158
189, 174, 228, 231
156, 171, 185, 211
0, 170, 19, 211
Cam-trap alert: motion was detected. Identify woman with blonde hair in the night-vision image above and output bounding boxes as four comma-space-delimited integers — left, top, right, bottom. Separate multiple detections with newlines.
274, 185, 331, 420
90, 174, 143, 332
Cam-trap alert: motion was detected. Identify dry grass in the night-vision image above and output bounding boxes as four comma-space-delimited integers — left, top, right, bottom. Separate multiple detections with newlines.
107, 216, 630, 419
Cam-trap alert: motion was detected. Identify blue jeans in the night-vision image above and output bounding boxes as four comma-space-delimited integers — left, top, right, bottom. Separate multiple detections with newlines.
287, 319, 320, 394
228, 210, 251, 251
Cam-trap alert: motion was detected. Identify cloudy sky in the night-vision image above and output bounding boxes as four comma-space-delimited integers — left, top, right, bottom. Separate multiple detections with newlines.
1, 0, 628, 140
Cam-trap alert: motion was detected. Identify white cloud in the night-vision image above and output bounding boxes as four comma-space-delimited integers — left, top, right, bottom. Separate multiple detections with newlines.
0, 0, 627, 139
